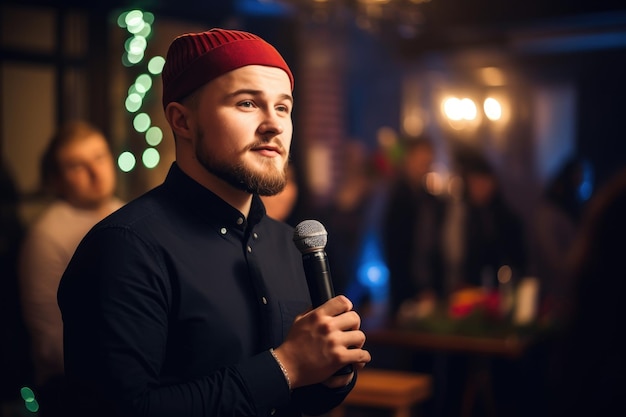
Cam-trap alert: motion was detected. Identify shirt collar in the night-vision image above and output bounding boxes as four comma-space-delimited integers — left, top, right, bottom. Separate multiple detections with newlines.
163, 162, 267, 231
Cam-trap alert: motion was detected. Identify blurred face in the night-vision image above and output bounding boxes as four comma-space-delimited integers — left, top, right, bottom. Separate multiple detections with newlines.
55, 133, 116, 209
185, 65, 293, 196
466, 173, 497, 206
405, 145, 434, 185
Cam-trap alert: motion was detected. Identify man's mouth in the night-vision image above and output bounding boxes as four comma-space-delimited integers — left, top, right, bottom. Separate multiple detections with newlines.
251, 144, 283, 158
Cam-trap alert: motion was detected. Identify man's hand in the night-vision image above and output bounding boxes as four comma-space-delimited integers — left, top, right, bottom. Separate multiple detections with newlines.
272, 295, 371, 389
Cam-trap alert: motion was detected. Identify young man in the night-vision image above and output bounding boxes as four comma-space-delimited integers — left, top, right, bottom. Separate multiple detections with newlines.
19, 120, 123, 416
58, 28, 370, 417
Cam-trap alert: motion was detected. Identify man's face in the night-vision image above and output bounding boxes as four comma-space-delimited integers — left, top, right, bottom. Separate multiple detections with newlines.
186, 65, 293, 196
56, 133, 116, 209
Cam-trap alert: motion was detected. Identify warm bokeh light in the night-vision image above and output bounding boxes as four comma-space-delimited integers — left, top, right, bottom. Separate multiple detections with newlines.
478, 66, 506, 86
425, 171, 446, 195
460, 98, 477, 120
484, 97, 502, 121
497, 265, 512, 284
443, 97, 477, 121
443, 97, 463, 121
402, 110, 425, 137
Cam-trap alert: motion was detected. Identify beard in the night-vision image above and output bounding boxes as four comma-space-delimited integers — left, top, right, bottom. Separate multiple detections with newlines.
195, 131, 288, 196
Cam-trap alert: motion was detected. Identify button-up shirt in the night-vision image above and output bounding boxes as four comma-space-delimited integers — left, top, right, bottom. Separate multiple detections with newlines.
58, 162, 353, 417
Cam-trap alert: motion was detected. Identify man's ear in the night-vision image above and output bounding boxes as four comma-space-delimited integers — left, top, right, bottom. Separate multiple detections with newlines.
165, 102, 193, 141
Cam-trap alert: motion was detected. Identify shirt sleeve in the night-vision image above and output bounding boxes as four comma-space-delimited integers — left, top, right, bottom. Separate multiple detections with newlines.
58, 225, 292, 417
19, 227, 66, 383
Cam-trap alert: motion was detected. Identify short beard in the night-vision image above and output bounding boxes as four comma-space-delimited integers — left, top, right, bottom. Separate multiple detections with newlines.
195, 134, 288, 196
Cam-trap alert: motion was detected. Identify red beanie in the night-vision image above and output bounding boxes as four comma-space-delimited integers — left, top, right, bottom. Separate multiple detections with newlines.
161, 28, 294, 108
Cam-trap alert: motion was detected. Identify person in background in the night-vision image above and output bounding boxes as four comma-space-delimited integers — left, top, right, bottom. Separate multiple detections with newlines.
18, 120, 124, 416
546, 166, 626, 417
530, 156, 588, 318
382, 136, 446, 319
443, 152, 527, 292
57, 28, 370, 417
0, 161, 31, 407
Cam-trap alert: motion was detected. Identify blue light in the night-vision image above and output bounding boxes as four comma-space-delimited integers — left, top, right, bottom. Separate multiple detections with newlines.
355, 232, 389, 289
235, 0, 292, 16
578, 159, 594, 202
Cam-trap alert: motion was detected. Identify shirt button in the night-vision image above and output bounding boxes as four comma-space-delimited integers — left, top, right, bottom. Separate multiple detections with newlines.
270, 408, 276, 415
253, 232, 258, 239
236, 217, 244, 225
262, 296, 267, 305
220, 227, 227, 235
247, 245, 252, 253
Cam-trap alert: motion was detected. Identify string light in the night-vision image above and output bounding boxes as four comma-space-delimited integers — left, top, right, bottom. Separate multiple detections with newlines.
117, 9, 165, 172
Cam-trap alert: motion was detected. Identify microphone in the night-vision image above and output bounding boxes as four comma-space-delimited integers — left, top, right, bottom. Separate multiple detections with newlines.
293, 219, 335, 307
293, 219, 353, 376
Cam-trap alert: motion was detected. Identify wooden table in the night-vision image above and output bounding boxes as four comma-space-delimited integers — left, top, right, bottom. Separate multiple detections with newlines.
364, 326, 537, 417
366, 327, 529, 358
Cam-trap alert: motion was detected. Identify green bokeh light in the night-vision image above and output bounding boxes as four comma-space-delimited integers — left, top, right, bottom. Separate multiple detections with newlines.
125, 10, 143, 29
128, 84, 146, 98
142, 148, 160, 169
128, 50, 145, 64
121, 52, 133, 67
128, 35, 147, 54
118, 152, 136, 172
117, 11, 129, 28
136, 22, 152, 38
148, 56, 166, 75
25, 399, 39, 412
133, 113, 151, 133
125, 93, 142, 113
20, 387, 35, 401
135, 74, 152, 94
143, 11, 155, 25
145, 126, 163, 146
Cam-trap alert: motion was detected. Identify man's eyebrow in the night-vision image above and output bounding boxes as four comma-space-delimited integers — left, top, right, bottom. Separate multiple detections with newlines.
228, 89, 293, 104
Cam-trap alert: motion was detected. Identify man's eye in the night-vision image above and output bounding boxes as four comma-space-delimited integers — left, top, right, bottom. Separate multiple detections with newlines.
277, 105, 290, 114
239, 101, 254, 108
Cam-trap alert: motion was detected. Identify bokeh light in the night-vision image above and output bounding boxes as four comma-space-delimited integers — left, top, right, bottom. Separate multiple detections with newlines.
134, 73, 152, 94
484, 97, 503, 121
125, 93, 142, 113
118, 151, 136, 172
148, 56, 166, 75
133, 113, 151, 132
142, 148, 160, 168
145, 126, 163, 146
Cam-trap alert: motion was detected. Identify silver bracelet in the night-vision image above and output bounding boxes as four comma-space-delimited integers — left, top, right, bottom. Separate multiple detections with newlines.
269, 348, 292, 391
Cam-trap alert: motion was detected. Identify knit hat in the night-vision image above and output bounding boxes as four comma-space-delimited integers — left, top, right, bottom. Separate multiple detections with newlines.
161, 28, 294, 108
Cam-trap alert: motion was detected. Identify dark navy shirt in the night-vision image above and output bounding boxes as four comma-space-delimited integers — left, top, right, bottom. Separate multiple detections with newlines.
58, 163, 353, 417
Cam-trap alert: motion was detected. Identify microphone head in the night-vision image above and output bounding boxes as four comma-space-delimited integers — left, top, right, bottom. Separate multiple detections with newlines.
293, 220, 328, 253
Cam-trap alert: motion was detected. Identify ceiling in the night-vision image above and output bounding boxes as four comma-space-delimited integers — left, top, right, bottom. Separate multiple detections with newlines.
7, 0, 626, 56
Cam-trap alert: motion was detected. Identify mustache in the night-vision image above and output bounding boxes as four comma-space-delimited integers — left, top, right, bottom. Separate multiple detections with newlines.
246, 138, 287, 155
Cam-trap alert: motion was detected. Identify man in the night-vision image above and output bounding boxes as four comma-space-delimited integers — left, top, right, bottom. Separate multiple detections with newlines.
58, 28, 370, 417
382, 137, 446, 318
19, 120, 123, 416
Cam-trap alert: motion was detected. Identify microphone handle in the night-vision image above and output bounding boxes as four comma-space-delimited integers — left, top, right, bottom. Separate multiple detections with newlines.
301, 250, 353, 376
302, 250, 335, 307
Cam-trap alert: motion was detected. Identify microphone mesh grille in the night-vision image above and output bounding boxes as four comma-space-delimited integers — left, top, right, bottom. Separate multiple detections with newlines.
293, 220, 328, 252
